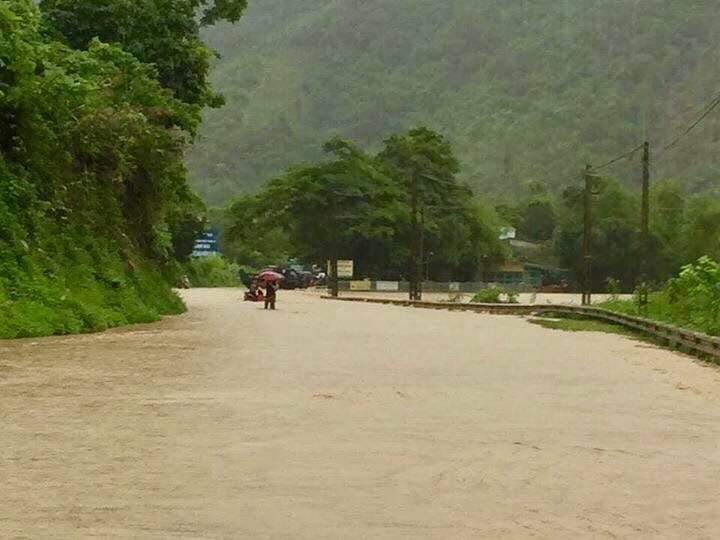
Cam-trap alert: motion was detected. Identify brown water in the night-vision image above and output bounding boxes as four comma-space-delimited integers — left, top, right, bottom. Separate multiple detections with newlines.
2, 289, 719, 538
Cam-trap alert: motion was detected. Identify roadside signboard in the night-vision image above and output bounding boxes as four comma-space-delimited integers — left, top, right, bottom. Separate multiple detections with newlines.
338, 260, 354, 278
350, 280, 372, 291
376, 281, 400, 291
192, 229, 219, 258
328, 260, 354, 279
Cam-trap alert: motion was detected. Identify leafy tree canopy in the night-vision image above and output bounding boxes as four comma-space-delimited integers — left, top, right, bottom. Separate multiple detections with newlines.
223, 128, 505, 281
40, 0, 247, 110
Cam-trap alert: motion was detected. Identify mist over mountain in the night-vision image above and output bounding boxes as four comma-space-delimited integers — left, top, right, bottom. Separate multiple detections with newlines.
188, 0, 720, 205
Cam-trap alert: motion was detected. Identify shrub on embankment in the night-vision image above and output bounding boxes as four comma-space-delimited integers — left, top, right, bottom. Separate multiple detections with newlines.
601, 256, 720, 336
0, 250, 184, 339
471, 287, 519, 304
182, 256, 241, 288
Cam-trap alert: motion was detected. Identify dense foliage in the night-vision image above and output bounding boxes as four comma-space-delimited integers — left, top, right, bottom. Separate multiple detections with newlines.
0, 0, 244, 338
603, 257, 720, 336
41, 0, 247, 109
189, 0, 720, 205
471, 287, 518, 305
224, 129, 505, 281
496, 176, 720, 291
183, 255, 241, 288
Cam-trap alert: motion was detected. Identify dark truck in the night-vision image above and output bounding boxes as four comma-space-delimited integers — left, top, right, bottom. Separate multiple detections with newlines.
240, 266, 316, 290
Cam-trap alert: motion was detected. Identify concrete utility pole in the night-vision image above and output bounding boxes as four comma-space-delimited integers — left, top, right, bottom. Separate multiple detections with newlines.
329, 193, 340, 298
582, 164, 593, 306
330, 257, 339, 298
639, 141, 650, 309
418, 206, 425, 301
409, 171, 419, 301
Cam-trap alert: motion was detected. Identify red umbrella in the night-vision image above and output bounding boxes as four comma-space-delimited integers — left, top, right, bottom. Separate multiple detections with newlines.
258, 270, 285, 282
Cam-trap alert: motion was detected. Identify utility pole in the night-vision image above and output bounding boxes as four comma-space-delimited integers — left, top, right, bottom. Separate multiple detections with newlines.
330, 257, 339, 298
409, 171, 419, 301
329, 192, 340, 298
418, 206, 426, 301
639, 141, 650, 310
582, 164, 593, 306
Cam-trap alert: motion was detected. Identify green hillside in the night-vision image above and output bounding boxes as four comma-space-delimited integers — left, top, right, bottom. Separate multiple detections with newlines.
188, 0, 720, 206
1, 0, 247, 338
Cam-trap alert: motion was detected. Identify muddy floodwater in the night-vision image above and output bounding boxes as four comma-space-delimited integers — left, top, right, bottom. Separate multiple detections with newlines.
2, 289, 719, 538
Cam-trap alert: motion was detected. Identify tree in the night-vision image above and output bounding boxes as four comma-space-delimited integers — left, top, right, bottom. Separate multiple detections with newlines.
518, 198, 556, 242
263, 138, 404, 278
379, 127, 460, 196
167, 189, 206, 262
681, 195, 720, 263
379, 127, 503, 281
40, 0, 247, 110
0, 0, 206, 336
223, 195, 292, 269
554, 178, 644, 291
37, 0, 249, 260
222, 130, 505, 282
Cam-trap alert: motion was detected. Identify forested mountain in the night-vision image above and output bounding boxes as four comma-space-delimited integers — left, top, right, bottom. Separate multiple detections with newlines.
189, 0, 720, 205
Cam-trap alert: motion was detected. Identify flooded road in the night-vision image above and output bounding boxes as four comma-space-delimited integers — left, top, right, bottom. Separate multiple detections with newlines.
2, 289, 719, 538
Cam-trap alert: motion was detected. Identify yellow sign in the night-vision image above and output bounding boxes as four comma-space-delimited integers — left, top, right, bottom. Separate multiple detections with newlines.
338, 260, 354, 278
328, 260, 354, 279
350, 280, 372, 291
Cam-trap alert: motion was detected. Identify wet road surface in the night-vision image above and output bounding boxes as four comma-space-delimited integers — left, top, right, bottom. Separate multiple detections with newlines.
2, 289, 719, 538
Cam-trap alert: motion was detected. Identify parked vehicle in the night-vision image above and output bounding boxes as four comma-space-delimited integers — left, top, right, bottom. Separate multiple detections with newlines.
262, 267, 302, 289
244, 264, 319, 290
299, 271, 316, 288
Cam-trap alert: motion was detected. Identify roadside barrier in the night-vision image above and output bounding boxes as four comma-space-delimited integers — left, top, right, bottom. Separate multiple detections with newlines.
322, 296, 720, 364
335, 281, 538, 293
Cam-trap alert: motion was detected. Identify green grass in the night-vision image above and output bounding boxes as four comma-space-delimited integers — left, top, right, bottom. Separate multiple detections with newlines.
529, 316, 644, 339
0, 248, 186, 340
601, 293, 720, 337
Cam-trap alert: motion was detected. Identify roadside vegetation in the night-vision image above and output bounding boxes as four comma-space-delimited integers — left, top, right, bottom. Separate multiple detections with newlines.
0, 0, 247, 338
471, 287, 519, 304
182, 256, 241, 288
601, 257, 720, 337
222, 129, 506, 282
3, 0, 719, 341
529, 317, 646, 341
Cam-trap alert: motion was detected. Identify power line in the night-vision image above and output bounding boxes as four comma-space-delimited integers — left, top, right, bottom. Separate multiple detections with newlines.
593, 143, 645, 172
547, 89, 720, 182
657, 90, 720, 154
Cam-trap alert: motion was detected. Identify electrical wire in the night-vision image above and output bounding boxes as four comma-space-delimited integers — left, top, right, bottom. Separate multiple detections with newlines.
657, 90, 720, 155
592, 143, 645, 172
542, 89, 720, 182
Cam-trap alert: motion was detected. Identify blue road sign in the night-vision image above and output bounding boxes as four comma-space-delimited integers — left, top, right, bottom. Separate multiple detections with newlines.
192, 229, 219, 258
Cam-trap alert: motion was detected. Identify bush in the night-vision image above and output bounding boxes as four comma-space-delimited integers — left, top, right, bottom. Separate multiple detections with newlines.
472, 286, 519, 304
0, 3, 192, 339
606, 277, 621, 299
601, 256, 720, 336
0, 252, 185, 339
183, 255, 241, 287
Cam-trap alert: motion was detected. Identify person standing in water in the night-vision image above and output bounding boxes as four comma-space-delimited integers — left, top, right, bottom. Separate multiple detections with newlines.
264, 281, 278, 310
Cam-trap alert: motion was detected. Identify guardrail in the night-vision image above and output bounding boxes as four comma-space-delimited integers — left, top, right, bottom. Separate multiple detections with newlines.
334, 280, 541, 293
322, 296, 720, 364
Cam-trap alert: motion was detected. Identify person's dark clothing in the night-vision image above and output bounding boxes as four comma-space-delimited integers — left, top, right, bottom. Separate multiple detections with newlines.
264, 282, 277, 310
